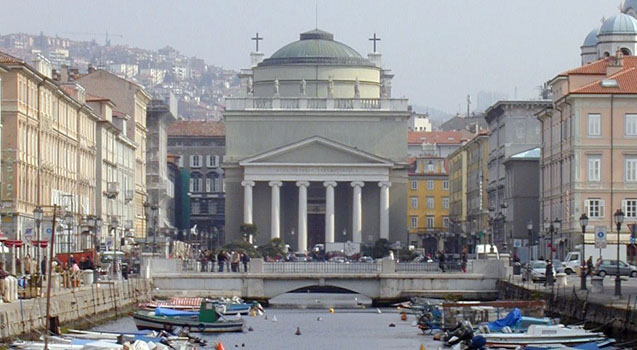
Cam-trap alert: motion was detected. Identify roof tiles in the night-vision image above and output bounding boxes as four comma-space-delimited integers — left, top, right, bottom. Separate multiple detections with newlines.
167, 120, 225, 137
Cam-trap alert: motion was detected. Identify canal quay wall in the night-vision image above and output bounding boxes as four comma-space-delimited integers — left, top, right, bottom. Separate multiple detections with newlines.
0, 278, 152, 342
497, 280, 637, 338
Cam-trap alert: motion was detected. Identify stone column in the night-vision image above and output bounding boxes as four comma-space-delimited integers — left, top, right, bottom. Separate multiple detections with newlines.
351, 181, 364, 243
323, 182, 337, 243
241, 180, 255, 224
379, 181, 391, 240
296, 181, 310, 252
269, 181, 282, 240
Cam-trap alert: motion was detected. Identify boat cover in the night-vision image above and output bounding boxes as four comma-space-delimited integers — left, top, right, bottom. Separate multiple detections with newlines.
154, 307, 199, 317
488, 308, 522, 331
573, 342, 600, 350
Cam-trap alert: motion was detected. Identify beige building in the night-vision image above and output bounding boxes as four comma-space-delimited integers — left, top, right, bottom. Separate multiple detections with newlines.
77, 70, 151, 238
0, 52, 98, 254
539, 53, 637, 261
448, 133, 490, 255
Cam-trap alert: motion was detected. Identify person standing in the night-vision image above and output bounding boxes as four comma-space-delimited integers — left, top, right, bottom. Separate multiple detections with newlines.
241, 252, 251, 272
586, 256, 594, 277
545, 259, 554, 286
461, 249, 468, 273
41, 256, 47, 277
231, 251, 240, 272
0, 262, 8, 302
217, 250, 226, 272
24, 254, 32, 275
438, 251, 446, 273
388, 250, 395, 262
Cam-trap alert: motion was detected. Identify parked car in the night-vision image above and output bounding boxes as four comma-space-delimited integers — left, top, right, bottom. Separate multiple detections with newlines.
359, 256, 374, 263
522, 260, 556, 283
595, 259, 637, 277
294, 252, 309, 262
328, 256, 347, 263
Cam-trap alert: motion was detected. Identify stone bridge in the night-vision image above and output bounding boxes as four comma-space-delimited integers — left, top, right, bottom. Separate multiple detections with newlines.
145, 259, 506, 305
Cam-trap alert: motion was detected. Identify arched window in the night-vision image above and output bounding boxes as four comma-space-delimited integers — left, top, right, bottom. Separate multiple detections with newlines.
603, 51, 611, 57
190, 172, 202, 192
621, 48, 632, 56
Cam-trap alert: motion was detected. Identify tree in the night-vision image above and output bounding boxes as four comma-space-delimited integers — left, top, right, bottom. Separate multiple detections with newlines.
257, 238, 287, 259
239, 223, 257, 241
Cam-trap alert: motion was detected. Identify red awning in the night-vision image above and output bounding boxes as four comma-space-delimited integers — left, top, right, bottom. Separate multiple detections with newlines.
31, 240, 49, 248
3, 240, 23, 247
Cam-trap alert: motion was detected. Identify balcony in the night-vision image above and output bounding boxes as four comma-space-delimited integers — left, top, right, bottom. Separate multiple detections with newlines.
225, 96, 408, 112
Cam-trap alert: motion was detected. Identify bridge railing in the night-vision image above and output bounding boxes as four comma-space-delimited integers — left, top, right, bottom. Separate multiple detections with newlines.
263, 262, 381, 273
394, 261, 472, 273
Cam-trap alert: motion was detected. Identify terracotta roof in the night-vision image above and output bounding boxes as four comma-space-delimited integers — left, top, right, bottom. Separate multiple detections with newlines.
571, 67, 637, 94
86, 93, 111, 102
167, 120, 225, 137
561, 56, 637, 75
0, 51, 24, 64
408, 131, 472, 145
59, 85, 75, 96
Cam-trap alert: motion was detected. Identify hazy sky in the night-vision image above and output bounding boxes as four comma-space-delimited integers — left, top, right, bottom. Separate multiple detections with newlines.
0, 1, 620, 114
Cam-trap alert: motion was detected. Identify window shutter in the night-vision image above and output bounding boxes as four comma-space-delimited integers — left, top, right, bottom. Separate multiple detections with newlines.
599, 200, 605, 218
622, 199, 627, 214
584, 200, 590, 217
214, 155, 220, 167
198, 155, 203, 167
206, 178, 211, 192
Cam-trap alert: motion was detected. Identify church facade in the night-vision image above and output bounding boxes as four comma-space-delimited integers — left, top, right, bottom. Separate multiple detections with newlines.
223, 29, 409, 251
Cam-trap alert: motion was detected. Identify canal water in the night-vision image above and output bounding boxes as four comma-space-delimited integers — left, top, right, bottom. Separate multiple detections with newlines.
92, 293, 440, 350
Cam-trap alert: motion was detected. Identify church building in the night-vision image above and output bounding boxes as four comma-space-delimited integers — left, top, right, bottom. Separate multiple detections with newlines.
223, 29, 410, 251
581, 0, 637, 65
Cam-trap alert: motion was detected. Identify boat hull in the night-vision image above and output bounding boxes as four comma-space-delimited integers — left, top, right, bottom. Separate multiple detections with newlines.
133, 312, 244, 333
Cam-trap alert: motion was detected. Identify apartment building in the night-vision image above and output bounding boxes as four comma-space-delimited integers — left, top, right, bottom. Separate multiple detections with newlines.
538, 53, 637, 261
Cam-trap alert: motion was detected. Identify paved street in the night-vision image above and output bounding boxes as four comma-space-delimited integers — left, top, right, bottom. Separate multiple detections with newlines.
509, 274, 637, 309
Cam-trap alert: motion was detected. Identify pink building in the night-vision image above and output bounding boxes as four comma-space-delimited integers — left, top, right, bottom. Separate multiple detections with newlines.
538, 53, 637, 261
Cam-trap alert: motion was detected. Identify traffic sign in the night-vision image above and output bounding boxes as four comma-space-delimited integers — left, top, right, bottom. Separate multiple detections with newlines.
595, 226, 607, 249
513, 239, 522, 248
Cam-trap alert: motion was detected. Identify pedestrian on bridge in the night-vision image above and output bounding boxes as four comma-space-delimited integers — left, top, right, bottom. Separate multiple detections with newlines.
241, 252, 250, 272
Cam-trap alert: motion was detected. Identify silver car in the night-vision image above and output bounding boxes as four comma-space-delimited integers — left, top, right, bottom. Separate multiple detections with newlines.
595, 260, 637, 277
522, 260, 556, 283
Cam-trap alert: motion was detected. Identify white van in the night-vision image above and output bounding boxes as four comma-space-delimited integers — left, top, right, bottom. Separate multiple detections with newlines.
475, 244, 499, 259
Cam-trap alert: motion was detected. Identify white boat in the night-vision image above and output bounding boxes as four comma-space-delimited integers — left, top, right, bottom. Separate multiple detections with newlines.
482, 325, 607, 348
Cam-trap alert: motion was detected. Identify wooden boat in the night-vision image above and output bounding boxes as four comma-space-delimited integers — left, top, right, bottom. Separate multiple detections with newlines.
482, 325, 607, 348
133, 300, 244, 333
141, 297, 256, 315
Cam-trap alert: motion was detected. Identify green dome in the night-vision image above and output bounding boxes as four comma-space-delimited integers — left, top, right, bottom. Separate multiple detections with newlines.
260, 29, 372, 66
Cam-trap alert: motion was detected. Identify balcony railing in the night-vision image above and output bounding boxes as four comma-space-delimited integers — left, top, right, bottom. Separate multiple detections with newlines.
226, 96, 408, 111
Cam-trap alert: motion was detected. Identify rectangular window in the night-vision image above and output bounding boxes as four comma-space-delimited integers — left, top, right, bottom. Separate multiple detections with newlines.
191, 202, 200, 214
443, 180, 449, 190
191, 155, 201, 167
427, 180, 434, 190
443, 216, 450, 228
427, 197, 434, 209
410, 216, 418, 229
410, 197, 418, 209
427, 216, 435, 228
206, 155, 213, 167
626, 114, 637, 136
205, 178, 212, 192
410, 180, 418, 190
443, 197, 450, 209
427, 163, 434, 172
586, 199, 604, 218
624, 199, 637, 218
588, 114, 601, 136
588, 156, 601, 182
626, 158, 637, 181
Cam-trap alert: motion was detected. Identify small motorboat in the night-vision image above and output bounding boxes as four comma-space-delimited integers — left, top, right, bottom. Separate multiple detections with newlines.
133, 299, 244, 333
141, 297, 258, 315
483, 325, 607, 348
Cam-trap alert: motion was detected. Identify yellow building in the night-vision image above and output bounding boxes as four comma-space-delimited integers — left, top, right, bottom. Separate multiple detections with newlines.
407, 156, 450, 252
0, 53, 98, 255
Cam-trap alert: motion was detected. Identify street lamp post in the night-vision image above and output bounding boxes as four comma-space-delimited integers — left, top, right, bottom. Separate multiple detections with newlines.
614, 209, 624, 297
527, 220, 533, 264
110, 215, 119, 278
64, 213, 73, 259
151, 204, 158, 255
144, 200, 151, 245
488, 206, 495, 254
33, 206, 43, 274
579, 213, 589, 291
553, 218, 561, 261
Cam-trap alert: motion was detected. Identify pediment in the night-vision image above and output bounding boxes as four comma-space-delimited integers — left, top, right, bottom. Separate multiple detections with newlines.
239, 136, 393, 166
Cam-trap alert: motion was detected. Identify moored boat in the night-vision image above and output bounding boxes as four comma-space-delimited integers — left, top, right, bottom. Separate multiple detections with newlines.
133, 300, 244, 333
483, 325, 607, 348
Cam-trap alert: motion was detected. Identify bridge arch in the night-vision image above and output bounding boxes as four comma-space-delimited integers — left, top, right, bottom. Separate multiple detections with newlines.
262, 278, 380, 300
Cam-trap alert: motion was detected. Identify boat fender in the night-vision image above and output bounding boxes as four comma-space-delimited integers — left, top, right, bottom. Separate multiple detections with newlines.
198, 323, 205, 331
215, 341, 225, 350
295, 327, 301, 335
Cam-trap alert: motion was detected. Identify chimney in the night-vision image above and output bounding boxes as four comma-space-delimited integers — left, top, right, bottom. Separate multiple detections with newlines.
60, 65, 69, 82
607, 49, 624, 76
70, 68, 79, 81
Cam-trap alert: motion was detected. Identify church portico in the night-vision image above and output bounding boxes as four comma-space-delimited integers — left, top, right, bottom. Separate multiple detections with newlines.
224, 28, 409, 249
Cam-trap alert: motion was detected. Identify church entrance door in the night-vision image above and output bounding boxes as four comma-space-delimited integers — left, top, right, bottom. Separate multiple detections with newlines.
308, 214, 325, 251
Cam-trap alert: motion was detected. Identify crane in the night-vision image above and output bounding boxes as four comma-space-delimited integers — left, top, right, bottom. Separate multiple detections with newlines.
63, 31, 123, 46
